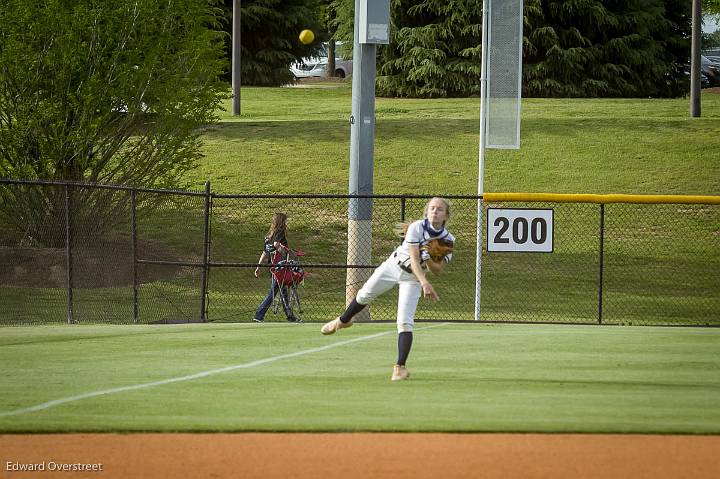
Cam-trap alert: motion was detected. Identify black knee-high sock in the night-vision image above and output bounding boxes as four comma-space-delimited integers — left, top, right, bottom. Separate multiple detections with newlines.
339, 298, 367, 323
396, 332, 413, 366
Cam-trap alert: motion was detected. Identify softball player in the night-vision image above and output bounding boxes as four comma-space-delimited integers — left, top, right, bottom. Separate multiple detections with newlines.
321, 197, 454, 381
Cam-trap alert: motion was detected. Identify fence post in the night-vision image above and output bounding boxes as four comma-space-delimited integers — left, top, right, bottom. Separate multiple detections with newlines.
399, 196, 407, 245
131, 189, 139, 324
200, 181, 212, 322
64, 184, 74, 324
598, 203, 605, 324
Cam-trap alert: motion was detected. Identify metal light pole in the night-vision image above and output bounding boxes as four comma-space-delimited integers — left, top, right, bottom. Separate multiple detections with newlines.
690, 0, 702, 118
232, 0, 241, 116
345, 0, 390, 318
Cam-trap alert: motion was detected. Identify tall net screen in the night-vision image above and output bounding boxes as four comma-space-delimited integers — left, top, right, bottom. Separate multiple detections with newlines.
486, 0, 523, 149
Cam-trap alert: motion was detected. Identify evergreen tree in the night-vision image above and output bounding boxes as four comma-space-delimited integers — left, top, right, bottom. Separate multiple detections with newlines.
332, 0, 483, 97
221, 0, 326, 86
524, 0, 690, 97
704, 0, 720, 17
332, 0, 691, 98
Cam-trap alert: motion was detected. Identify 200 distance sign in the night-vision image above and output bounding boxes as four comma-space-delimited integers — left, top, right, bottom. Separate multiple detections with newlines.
487, 208, 554, 253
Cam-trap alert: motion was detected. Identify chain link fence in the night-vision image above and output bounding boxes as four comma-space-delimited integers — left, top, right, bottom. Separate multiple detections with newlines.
1, 179, 718, 326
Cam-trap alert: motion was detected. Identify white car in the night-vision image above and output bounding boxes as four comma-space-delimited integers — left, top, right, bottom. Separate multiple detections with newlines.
291, 42, 353, 79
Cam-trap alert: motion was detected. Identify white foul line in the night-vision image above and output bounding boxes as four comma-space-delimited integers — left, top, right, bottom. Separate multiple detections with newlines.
0, 323, 448, 418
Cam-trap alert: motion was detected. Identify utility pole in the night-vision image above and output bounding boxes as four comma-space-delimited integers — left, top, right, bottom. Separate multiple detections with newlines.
232, 0, 241, 116
690, 0, 702, 117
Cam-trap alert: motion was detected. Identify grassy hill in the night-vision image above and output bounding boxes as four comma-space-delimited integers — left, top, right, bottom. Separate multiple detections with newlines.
189, 84, 720, 196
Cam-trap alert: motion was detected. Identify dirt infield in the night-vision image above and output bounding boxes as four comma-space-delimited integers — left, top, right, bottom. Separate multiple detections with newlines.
1, 433, 719, 478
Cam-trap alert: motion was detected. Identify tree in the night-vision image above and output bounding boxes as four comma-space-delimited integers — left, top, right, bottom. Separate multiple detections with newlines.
220, 0, 327, 86
704, 29, 720, 48
524, 0, 691, 97
704, 0, 720, 17
331, 0, 484, 97
331, 0, 691, 98
0, 0, 228, 245
704, 0, 720, 49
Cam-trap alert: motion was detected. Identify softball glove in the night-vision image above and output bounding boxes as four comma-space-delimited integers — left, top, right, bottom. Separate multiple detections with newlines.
422, 238, 454, 262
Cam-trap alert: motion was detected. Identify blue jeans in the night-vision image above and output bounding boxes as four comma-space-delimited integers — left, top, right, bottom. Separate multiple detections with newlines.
254, 277, 295, 321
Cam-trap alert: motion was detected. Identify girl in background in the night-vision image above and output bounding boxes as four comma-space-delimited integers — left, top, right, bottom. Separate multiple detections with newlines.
253, 212, 298, 322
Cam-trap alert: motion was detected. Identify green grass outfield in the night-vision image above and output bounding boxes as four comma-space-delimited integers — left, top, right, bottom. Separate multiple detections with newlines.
1, 322, 718, 434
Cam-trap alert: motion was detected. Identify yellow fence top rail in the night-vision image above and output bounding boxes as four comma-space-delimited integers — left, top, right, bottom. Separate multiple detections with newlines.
484, 193, 720, 205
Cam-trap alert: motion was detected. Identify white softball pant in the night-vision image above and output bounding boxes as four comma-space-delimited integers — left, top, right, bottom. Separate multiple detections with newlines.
356, 256, 422, 333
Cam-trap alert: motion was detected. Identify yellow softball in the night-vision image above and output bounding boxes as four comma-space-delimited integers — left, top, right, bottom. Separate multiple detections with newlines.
299, 29, 315, 45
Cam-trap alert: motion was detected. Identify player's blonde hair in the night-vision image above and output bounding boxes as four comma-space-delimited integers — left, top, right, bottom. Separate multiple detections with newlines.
423, 197, 450, 226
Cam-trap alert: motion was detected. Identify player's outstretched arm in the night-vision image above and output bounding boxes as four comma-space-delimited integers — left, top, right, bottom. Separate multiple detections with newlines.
409, 245, 439, 301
